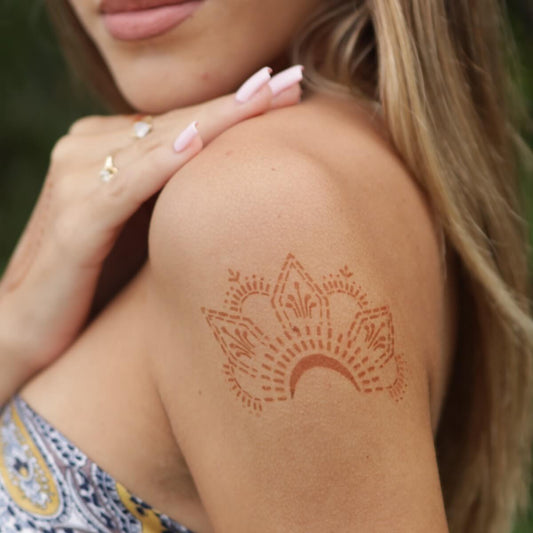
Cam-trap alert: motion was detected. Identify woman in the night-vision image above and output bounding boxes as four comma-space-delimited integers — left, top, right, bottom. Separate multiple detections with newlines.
0, 0, 531, 532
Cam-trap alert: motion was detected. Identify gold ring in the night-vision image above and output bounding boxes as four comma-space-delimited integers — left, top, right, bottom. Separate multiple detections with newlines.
131, 114, 153, 139
99, 155, 119, 183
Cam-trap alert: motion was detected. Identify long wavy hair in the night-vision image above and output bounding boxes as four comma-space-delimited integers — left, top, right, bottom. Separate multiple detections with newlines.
45, 1, 533, 532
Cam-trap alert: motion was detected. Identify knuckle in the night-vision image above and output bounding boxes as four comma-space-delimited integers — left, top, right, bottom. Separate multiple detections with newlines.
99, 170, 129, 200
51, 171, 77, 205
144, 137, 164, 154
200, 100, 223, 125
144, 145, 173, 175
68, 115, 106, 135
110, 148, 165, 206
50, 135, 73, 164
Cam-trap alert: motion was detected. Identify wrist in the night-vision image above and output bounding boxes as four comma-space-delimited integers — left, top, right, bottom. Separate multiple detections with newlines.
0, 333, 42, 408
0, 294, 46, 378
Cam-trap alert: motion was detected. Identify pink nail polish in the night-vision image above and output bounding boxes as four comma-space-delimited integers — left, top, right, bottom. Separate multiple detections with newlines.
268, 65, 304, 96
173, 121, 199, 152
235, 66, 272, 103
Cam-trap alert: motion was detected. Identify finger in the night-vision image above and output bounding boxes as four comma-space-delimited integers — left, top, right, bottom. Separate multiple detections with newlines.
74, 68, 274, 237
55, 133, 141, 169
196, 64, 304, 144
269, 83, 303, 110
268, 65, 304, 101
69, 65, 304, 139
68, 113, 142, 136
88, 66, 302, 231
196, 82, 274, 144
72, 64, 303, 154
81, 124, 204, 243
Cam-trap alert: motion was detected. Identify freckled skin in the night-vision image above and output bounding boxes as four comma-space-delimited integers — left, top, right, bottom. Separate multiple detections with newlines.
201, 252, 407, 416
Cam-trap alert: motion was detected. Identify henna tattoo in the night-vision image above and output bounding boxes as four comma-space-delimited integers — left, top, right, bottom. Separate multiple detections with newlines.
201, 253, 407, 416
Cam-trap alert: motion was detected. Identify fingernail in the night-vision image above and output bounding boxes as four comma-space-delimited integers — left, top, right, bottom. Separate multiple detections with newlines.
268, 65, 304, 96
235, 66, 272, 103
173, 121, 199, 152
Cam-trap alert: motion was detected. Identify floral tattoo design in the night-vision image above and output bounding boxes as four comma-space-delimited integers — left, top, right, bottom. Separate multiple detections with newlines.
201, 253, 407, 415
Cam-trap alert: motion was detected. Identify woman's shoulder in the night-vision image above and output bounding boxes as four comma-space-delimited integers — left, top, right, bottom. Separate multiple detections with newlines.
147, 89, 451, 413
148, 90, 445, 318
150, 90, 440, 258
144, 92, 451, 532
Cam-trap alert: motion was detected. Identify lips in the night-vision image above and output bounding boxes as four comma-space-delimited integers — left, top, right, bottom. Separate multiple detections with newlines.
99, 0, 190, 14
99, 0, 203, 40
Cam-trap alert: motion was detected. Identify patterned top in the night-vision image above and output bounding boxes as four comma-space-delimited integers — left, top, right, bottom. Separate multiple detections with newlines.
0, 395, 196, 533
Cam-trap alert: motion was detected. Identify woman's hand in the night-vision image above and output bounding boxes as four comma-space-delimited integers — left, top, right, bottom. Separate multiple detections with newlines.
0, 65, 304, 400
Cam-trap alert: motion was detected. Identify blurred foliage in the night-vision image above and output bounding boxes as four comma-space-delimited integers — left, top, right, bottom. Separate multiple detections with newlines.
0, 1, 532, 530
0, 1, 105, 275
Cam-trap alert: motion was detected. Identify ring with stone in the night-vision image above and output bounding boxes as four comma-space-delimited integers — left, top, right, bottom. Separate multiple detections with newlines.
99, 155, 119, 183
131, 114, 153, 139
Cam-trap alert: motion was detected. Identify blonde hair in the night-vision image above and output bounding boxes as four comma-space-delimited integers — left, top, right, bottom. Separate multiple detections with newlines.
46, 1, 533, 531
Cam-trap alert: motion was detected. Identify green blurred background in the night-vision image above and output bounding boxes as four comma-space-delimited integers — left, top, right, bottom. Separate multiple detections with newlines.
0, 1, 532, 530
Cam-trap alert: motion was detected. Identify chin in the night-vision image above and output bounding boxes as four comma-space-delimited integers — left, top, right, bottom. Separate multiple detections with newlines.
108, 56, 263, 114
114, 77, 217, 115
67, 0, 313, 114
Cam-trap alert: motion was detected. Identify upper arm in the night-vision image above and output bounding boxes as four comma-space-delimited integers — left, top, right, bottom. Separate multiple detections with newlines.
146, 121, 449, 532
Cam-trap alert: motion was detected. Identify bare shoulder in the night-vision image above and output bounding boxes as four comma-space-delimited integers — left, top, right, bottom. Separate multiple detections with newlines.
148, 91, 447, 388
150, 92, 443, 275
145, 92, 450, 531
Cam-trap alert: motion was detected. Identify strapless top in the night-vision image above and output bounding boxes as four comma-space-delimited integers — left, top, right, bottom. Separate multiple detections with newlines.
0, 394, 195, 532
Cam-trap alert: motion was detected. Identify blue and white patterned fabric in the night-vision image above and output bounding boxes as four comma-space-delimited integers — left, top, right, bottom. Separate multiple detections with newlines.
0, 394, 195, 532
